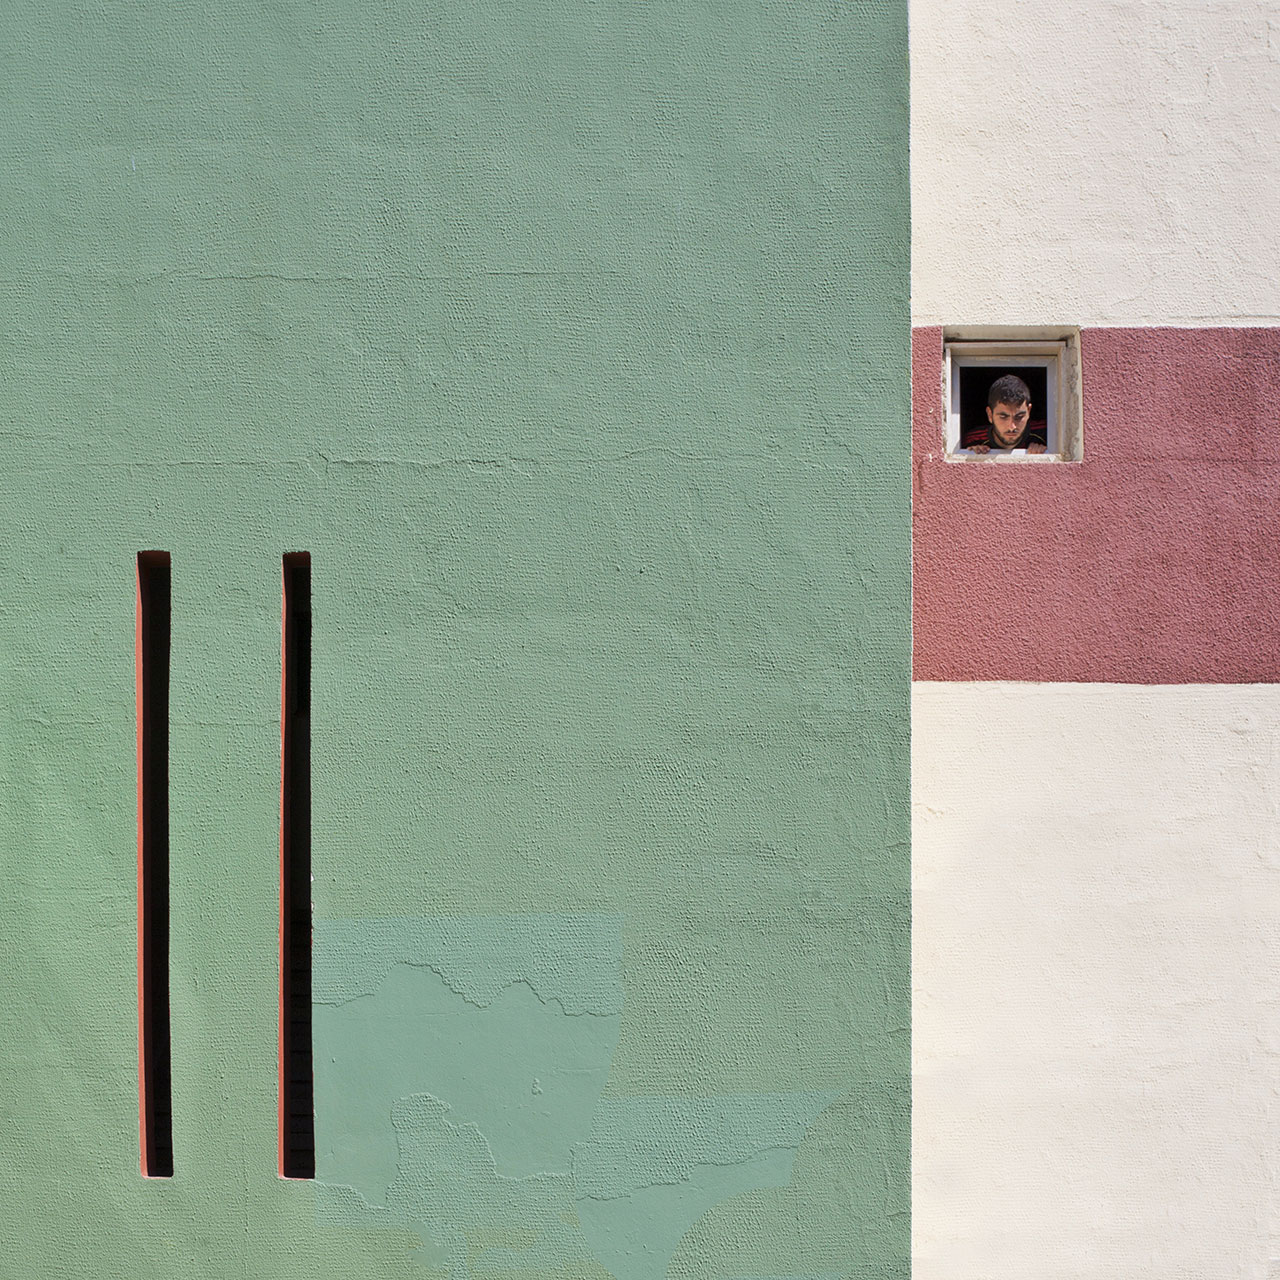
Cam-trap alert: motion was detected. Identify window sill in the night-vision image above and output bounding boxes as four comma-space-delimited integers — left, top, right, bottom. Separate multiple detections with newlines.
946, 449, 1073, 464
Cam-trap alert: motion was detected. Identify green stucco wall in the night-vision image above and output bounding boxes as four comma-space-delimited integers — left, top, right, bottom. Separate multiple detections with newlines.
0, 3, 909, 1276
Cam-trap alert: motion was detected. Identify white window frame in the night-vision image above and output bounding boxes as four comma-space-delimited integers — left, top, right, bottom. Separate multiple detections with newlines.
943, 331, 1083, 463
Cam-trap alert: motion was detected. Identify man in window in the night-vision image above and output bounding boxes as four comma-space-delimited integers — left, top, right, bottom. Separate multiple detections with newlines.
963, 374, 1047, 453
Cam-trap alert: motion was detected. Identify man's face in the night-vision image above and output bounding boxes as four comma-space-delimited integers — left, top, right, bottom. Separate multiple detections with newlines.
986, 399, 1031, 447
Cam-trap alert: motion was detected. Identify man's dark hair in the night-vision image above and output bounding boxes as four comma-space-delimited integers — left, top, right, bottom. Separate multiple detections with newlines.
987, 373, 1031, 409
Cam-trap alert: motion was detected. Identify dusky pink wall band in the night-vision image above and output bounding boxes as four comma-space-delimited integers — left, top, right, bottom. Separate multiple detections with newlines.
913, 326, 1280, 683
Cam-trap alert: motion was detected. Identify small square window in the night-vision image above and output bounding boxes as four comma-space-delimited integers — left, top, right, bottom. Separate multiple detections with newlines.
944, 329, 1083, 462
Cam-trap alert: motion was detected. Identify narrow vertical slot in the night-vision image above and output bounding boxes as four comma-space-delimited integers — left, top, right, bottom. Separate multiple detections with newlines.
280, 553, 314, 1178
136, 551, 173, 1178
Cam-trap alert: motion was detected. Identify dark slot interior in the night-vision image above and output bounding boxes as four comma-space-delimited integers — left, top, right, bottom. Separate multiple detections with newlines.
958, 365, 1049, 443
137, 551, 173, 1179
280, 553, 314, 1179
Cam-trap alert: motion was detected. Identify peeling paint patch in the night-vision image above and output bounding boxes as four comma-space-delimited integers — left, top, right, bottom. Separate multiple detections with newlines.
315, 914, 623, 1197
315, 915, 836, 1278
573, 1094, 837, 1280
314, 913, 623, 1013
317, 1092, 605, 1276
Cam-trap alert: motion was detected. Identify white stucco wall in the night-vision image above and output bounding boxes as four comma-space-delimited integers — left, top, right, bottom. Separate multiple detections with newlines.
911, 0, 1280, 326
913, 682, 1280, 1279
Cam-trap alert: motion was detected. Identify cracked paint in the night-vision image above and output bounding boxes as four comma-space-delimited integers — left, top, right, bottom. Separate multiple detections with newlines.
316, 915, 623, 1194
573, 1094, 837, 1280
314, 914, 622, 1016
314, 915, 839, 1278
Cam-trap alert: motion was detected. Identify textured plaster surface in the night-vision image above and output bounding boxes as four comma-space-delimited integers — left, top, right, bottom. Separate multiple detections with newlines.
911, 0, 1280, 326
312, 914, 840, 1278
913, 681, 1280, 1279
913, 325, 1280, 681
0, 3, 910, 1277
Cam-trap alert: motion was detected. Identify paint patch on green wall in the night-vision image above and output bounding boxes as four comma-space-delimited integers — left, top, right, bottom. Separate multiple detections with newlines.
314, 914, 844, 1276
315, 914, 623, 1191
